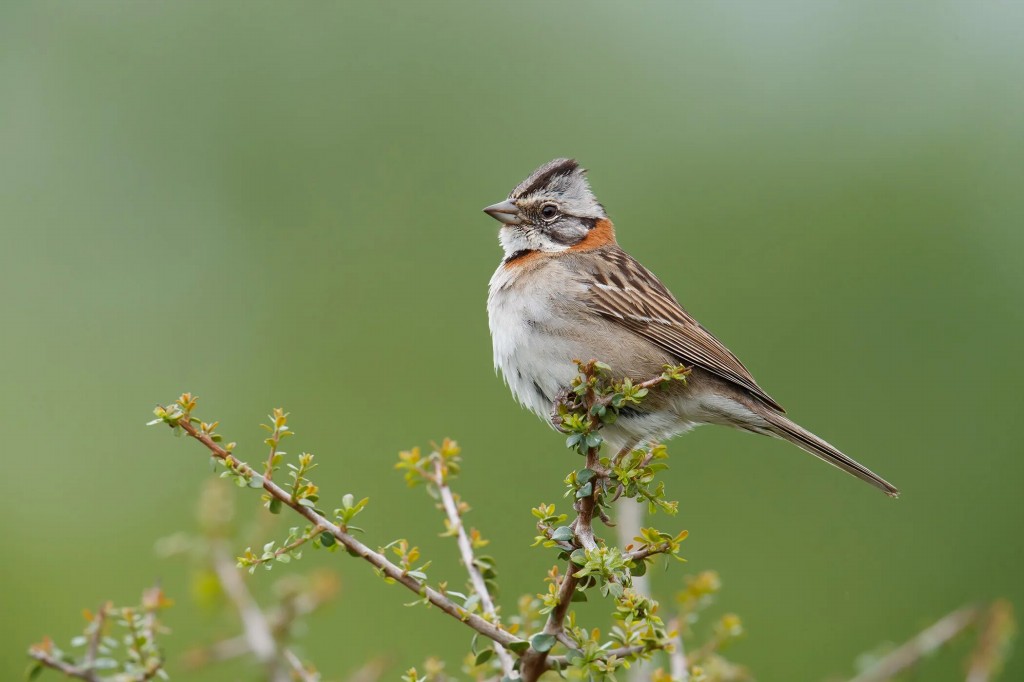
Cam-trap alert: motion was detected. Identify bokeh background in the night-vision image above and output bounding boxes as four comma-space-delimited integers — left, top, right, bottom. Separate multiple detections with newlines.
2, 1, 1022, 680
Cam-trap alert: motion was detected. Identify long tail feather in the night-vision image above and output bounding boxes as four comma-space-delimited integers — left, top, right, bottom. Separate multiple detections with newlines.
759, 410, 900, 497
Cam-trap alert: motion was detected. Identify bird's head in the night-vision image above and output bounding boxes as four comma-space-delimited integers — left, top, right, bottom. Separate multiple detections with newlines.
483, 158, 611, 260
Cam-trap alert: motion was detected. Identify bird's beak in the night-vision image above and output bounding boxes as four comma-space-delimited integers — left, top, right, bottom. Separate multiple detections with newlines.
483, 200, 521, 225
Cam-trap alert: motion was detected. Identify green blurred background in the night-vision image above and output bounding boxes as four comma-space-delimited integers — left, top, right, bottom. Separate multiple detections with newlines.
2, 1, 1022, 679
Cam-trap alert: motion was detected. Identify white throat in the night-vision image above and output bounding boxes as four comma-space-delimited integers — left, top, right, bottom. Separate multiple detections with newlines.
498, 226, 570, 259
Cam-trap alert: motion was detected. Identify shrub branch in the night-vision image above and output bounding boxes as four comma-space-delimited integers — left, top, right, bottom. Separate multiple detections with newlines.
151, 363, 695, 681
430, 458, 516, 677
167, 414, 522, 651
519, 438, 601, 680
210, 543, 286, 681
28, 588, 170, 682
848, 601, 1015, 682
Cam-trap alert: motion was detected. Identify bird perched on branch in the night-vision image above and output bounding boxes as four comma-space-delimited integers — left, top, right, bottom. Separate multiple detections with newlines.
483, 158, 898, 497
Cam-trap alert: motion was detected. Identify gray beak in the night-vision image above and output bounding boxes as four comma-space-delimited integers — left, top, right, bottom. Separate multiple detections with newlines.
483, 200, 521, 225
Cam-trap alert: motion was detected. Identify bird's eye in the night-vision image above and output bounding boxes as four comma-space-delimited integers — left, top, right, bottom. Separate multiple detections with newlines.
540, 204, 558, 220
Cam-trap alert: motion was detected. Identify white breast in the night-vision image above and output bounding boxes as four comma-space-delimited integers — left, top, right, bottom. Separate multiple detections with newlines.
487, 261, 588, 422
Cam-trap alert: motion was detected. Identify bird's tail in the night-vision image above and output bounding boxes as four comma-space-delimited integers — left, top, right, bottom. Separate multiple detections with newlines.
757, 409, 900, 497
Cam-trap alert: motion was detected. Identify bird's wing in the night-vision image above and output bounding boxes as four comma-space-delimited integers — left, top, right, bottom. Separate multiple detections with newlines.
581, 246, 785, 412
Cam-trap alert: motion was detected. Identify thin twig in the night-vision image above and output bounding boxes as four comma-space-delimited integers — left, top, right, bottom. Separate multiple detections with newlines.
283, 648, 319, 682
247, 526, 323, 570
668, 618, 689, 682
27, 650, 99, 682
967, 600, 1015, 682
212, 544, 278, 662
83, 604, 110, 670
555, 632, 577, 650
548, 645, 647, 666
184, 579, 335, 670
847, 605, 981, 682
211, 543, 288, 682
433, 459, 515, 677
174, 418, 522, 651
622, 542, 677, 564
593, 374, 677, 409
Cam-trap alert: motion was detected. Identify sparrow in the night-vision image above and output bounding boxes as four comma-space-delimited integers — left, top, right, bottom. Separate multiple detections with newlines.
483, 158, 898, 497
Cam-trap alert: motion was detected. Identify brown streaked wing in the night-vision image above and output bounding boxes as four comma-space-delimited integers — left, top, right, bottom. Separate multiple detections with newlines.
583, 247, 786, 413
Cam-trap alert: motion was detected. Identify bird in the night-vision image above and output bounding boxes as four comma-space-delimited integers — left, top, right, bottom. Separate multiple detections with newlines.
483, 158, 899, 497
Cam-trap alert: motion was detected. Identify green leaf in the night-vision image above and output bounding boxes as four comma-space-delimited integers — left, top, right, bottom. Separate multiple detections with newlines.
530, 633, 556, 653
268, 498, 283, 514
550, 526, 574, 542
577, 468, 596, 485
26, 663, 44, 681
474, 648, 495, 665
248, 475, 264, 488
575, 482, 593, 499
569, 548, 587, 566
507, 640, 530, 654
320, 532, 336, 547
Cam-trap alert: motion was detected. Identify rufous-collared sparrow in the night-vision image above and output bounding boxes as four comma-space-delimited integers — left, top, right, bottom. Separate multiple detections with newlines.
484, 158, 898, 497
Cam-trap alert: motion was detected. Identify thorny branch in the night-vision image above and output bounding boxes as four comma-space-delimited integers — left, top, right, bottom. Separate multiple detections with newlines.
431, 458, 516, 677
169, 415, 523, 653
522, 362, 669, 680
156, 362, 689, 681
156, 360, 690, 680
